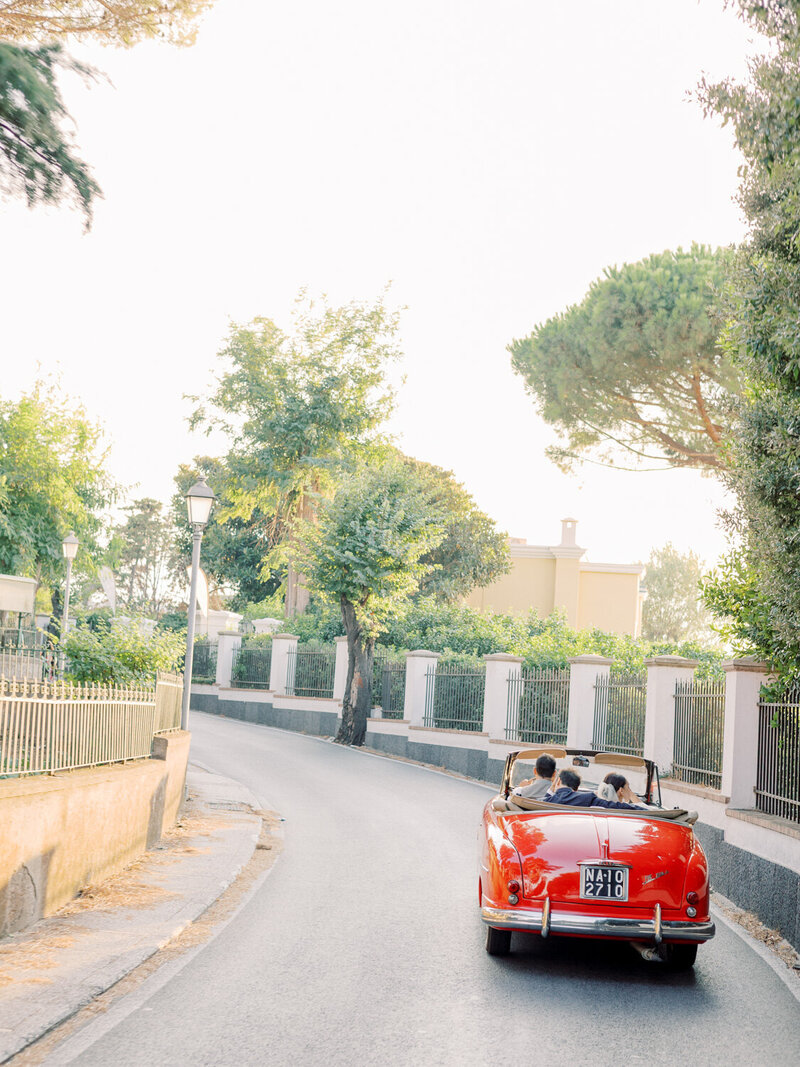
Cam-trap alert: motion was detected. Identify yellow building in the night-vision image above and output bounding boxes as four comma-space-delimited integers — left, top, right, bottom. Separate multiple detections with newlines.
466, 519, 644, 636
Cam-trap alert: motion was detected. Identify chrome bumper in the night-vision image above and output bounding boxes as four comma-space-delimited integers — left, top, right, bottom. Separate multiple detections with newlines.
481, 906, 715, 943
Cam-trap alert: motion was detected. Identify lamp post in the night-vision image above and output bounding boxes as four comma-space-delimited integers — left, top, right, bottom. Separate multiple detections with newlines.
181, 477, 215, 731
61, 532, 79, 642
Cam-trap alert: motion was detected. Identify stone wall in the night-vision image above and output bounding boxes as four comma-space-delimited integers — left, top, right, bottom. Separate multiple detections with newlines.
0, 732, 190, 937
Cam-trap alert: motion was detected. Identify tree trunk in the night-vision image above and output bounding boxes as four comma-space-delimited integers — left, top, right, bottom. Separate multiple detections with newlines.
47, 586, 62, 642
285, 562, 300, 618
285, 489, 317, 617
286, 562, 310, 617
335, 596, 374, 746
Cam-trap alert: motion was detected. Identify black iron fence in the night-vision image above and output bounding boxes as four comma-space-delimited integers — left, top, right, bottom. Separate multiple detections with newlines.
192, 641, 218, 685
423, 664, 485, 732
372, 653, 406, 719
0, 627, 43, 650
0, 627, 53, 681
593, 672, 646, 756
231, 644, 273, 689
506, 667, 570, 744
286, 646, 336, 698
671, 678, 725, 788
756, 687, 800, 824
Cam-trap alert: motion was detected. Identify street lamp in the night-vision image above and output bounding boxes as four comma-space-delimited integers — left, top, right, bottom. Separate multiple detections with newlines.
181, 477, 215, 730
61, 532, 79, 642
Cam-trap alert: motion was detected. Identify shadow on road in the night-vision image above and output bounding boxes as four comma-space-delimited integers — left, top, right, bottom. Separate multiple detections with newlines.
490, 931, 704, 991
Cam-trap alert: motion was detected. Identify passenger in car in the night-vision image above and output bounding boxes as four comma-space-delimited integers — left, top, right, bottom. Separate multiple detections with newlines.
597, 773, 643, 806
512, 753, 557, 799
546, 769, 644, 809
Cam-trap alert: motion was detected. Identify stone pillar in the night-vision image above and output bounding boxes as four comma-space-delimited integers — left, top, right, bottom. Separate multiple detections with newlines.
404, 650, 440, 728
195, 609, 242, 640
333, 636, 349, 702
721, 657, 769, 808
269, 634, 299, 696
483, 654, 524, 741
643, 655, 698, 773
567, 655, 612, 749
215, 631, 242, 688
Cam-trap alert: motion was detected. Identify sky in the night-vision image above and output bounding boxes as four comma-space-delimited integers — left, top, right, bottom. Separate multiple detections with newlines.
0, 0, 760, 568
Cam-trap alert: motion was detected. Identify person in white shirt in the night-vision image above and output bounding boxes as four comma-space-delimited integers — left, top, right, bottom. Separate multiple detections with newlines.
512, 753, 557, 799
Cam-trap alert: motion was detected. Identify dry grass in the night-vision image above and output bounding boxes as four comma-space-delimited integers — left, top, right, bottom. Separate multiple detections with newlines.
0, 804, 261, 995
0, 934, 77, 988
713, 892, 800, 972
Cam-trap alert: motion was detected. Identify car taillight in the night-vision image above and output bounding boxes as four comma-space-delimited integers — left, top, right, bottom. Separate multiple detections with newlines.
508, 880, 520, 894
686, 891, 699, 905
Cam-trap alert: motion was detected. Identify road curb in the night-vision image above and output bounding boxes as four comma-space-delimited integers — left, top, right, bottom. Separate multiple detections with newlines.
711, 893, 800, 1003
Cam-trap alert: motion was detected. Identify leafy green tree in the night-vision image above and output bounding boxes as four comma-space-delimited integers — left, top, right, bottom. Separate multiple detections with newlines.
171, 458, 282, 609
108, 498, 177, 616
400, 455, 511, 601
700, 550, 775, 657
300, 457, 446, 746
172, 450, 509, 614
0, 1, 213, 46
641, 543, 712, 643
0, 1, 218, 224
0, 379, 114, 595
509, 245, 738, 472
0, 42, 100, 225
698, 2, 800, 682
192, 292, 402, 616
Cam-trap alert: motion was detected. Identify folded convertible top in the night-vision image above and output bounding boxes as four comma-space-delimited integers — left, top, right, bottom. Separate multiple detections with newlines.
498, 794, 696, 823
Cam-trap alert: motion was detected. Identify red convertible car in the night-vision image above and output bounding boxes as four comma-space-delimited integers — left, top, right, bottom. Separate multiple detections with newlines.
478, 747, 715, 969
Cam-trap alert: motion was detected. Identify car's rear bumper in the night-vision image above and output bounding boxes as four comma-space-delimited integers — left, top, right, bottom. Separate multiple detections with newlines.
481, 906, 715, 943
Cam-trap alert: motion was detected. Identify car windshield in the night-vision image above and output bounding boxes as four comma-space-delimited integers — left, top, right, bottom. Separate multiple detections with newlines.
508, 750, 658, 805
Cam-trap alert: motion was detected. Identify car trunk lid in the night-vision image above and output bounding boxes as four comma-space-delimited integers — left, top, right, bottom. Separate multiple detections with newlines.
502, 811, 692, 908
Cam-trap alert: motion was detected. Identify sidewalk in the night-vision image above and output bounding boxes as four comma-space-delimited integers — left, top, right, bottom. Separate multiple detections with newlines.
0, 765, 266, 1064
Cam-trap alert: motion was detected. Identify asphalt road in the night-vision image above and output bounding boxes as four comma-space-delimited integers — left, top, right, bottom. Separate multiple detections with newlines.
58, 713, 800, 1066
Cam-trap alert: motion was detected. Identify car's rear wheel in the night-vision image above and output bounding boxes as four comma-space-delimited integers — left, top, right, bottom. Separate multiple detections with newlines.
485, 926, 511, 956
662, 943, 698, 971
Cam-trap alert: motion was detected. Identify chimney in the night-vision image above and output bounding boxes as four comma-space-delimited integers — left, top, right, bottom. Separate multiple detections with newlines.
560, 518, 578, 547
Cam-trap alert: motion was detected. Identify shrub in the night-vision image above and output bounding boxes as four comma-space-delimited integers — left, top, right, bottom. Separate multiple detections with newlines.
241, 632, 277, 647
280, 597, 725, 677
64, 620, 186, 685
238, 594, 286, 625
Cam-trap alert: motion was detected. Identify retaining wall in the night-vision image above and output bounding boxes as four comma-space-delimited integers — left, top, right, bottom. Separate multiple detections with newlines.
194, 685, 340, 737
0, 731, 191, 937
695, 822, 800, 949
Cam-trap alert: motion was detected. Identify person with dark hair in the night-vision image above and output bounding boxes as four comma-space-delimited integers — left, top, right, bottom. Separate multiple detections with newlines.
597, 772, 642, 805
512, 753, 557, 799
545, 769, 644, 809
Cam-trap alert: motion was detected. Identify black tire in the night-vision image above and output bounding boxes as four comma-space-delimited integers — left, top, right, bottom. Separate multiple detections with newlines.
663, 943, 697, 971
485, 926, 512, 956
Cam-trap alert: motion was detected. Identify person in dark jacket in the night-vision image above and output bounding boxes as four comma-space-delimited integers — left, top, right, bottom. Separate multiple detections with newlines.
545, 769, 644, 809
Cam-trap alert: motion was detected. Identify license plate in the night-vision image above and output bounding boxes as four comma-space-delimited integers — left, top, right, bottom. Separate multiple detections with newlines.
580, 865, 629, 901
